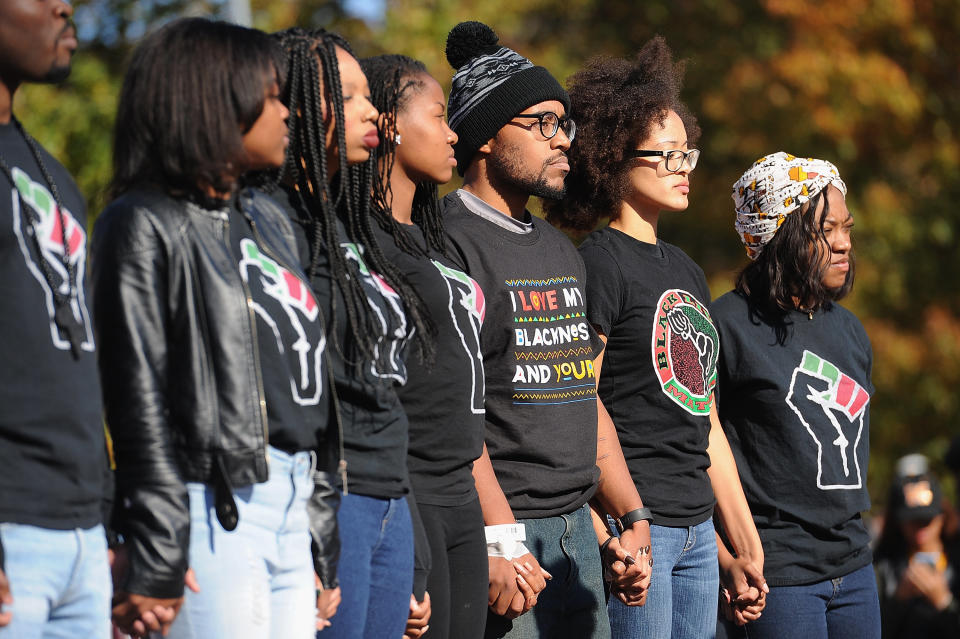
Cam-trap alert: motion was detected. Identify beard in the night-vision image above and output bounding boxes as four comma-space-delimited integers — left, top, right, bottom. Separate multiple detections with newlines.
43, 62, 72, 84
41, 22, 75, 84
487, 142, 566, 201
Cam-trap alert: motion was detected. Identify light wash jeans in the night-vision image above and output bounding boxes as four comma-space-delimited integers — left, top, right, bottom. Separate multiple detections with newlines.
608, 518, 719, 639
0, 522, 111, 639
168, 446, 316, 639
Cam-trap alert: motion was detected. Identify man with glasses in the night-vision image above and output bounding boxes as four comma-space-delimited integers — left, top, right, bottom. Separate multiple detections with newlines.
441, 21, 649, 639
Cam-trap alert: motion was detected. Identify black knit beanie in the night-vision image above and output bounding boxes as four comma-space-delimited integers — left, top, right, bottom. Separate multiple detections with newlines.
445, 21, 570, 176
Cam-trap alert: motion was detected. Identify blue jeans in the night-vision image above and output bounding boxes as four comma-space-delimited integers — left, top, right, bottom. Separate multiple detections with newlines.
485, 503, 610, 639
608, 519, 719, 639
169, 446, 316, 639
0, 523, 110, 639
323, 493, 413, 639
743, 563, 880, 639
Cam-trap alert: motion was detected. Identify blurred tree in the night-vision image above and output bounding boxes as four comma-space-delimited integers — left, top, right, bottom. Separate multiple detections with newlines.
351, 0, 960, 505
12, 0, 959, 506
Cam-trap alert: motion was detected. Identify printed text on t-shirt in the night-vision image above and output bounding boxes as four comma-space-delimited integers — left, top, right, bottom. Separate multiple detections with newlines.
507, 276, 597, 405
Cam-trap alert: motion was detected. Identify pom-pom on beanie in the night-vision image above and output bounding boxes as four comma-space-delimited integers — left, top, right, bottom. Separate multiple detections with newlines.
445, 21, 570, 175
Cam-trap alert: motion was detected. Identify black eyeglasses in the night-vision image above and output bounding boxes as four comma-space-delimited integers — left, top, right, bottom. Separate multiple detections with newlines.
511, 111, 576, 142
628, 148, 700, 172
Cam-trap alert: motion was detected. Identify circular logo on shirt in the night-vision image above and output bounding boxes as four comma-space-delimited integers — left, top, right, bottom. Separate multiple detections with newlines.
651, 289, 718, 415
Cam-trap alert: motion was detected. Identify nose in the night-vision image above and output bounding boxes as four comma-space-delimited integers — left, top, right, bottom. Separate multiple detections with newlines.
444, 122, 458, 146
56, 0, 74, 18
280, 101, 290, 122
364, 98, 379, 123
833, 230, 851, 253
552, 128, 571, 152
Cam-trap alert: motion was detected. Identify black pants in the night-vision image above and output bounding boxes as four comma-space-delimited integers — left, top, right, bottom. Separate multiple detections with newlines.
419, 498, 488, 639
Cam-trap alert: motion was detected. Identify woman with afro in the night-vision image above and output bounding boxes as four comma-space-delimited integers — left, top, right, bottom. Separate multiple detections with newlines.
545, 37, 765, 638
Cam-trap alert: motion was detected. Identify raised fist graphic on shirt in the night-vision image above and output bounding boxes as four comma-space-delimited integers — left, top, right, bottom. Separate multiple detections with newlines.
786, 350, 869, 490
667, 307, 715, 394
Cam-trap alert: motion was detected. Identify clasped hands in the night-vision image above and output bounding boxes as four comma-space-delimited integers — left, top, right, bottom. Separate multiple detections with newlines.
719, 554, 768, 626
601, 525, 652, 607
111, 546, 341, 637
488, 552, 552, 619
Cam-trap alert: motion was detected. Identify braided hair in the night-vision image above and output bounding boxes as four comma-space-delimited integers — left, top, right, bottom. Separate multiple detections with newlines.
360, 54, 449, 258
271, 28, 434, 366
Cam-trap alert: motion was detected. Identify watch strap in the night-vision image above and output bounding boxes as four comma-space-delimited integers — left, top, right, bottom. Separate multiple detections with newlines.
615, 507, 653, 533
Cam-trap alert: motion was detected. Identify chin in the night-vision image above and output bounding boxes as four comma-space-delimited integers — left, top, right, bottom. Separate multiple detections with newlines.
662, 200, 689, 213
43, 62, 72, 84
348, 149, 372, 165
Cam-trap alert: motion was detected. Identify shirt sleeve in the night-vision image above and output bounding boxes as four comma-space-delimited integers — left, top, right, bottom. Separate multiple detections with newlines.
579, 243, 623, 337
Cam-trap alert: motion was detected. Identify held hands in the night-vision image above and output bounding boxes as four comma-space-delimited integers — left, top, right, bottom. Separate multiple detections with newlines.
402, 591, 431, 638
0, 567, 12, 627
487, 552, 552, 619
602, 524, 652, 607
314, 574, 341, 631
109, 545, 199, 638
719, 554, 768, 626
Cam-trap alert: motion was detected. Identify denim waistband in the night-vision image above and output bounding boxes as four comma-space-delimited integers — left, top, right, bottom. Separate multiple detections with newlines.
266, 445, 315, 479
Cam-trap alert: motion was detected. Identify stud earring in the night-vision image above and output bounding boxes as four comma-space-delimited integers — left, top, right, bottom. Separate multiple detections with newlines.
394, 134, 402, 145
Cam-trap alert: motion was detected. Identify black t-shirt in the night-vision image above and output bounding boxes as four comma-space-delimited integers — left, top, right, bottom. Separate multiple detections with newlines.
442, 191, 601, 519
580, 227, 716, 527
0, 121, 106, 529
272, 187, 410, 499
226, 203, 327, 454
712, 290, 874, 586
372, 222, 486, 506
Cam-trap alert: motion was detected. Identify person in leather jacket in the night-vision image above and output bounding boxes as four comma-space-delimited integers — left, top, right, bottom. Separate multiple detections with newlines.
91, 19, 340, 639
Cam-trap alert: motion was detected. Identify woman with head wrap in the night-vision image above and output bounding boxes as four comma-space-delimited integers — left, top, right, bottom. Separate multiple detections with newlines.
711, 152, 880, 638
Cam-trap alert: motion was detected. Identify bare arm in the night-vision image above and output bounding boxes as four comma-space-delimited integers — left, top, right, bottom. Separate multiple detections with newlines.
706, 402, 763, 567
591, 335, 646, 519
472, 442, 516, 526
707, 402, 767, 610
590, 332, 651, 604
472, 443, 549, 618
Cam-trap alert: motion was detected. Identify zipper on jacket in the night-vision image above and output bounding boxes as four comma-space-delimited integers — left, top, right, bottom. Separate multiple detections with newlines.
223, 210, 270, 467
245, 192, 349, 494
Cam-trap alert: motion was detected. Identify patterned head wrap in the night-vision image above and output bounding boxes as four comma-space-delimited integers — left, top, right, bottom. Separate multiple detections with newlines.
731, 152, 847, 259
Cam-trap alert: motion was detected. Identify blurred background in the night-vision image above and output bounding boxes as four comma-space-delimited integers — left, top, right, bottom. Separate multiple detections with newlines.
17, 0, 959, 510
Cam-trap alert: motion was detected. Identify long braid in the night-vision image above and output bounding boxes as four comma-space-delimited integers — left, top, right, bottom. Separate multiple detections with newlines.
412, 182, 448, 255
271, 28, 380, 363
346, 152, 437, 365
356, 54, 464, 364
360, 55, 451, 258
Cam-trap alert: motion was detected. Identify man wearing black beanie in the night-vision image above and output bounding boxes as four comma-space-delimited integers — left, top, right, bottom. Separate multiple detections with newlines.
441, 21, 651, 639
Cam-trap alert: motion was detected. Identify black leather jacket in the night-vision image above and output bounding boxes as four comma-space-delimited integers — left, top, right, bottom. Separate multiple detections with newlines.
92, 187, 340, 598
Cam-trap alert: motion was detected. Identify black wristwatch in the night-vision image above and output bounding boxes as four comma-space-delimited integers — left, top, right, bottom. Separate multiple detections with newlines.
615, 507, 653, 533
